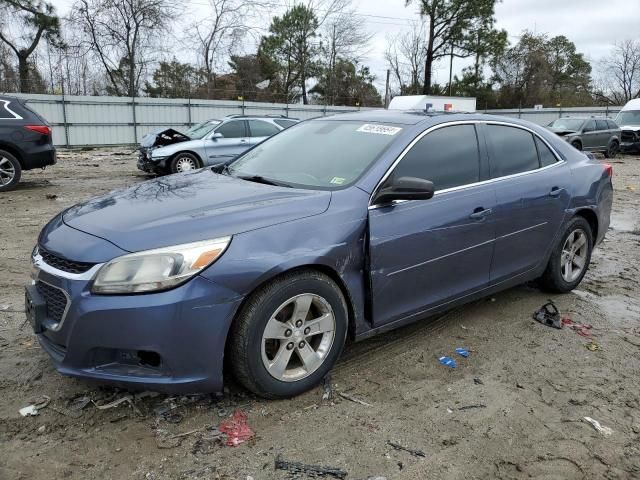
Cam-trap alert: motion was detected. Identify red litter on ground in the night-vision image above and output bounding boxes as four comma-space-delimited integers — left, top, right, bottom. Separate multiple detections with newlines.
562, 317, 593, 337
219, 410, 254, 446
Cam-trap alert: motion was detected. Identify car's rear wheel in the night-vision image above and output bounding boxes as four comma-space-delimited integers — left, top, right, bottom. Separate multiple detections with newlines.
539, 216, 593, 293
0, 150, 21, 192
604, 140, 619, 158
229, 270, 348, 398
170, 153, 201, 173
571, 140, 582, 151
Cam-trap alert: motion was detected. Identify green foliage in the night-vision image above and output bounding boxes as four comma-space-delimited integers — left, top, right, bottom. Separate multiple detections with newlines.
0, 0, 63, 92
260, 4, 320, 104
312, 59, 382, 107
406, 0, 503, 94
143, 60, 205, 98
492, 32, 593, 108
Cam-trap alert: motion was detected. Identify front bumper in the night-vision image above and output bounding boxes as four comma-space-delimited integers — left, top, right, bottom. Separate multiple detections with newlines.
620, 141, 640, 153
30, 265, 243, 393
137, 149, 169, 173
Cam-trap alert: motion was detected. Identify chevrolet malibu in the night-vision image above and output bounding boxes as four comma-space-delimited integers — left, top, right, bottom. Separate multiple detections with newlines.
26, 111, 613, 398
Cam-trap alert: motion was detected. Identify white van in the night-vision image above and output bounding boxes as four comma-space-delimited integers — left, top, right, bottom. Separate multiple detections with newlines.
616, 98, 640, 153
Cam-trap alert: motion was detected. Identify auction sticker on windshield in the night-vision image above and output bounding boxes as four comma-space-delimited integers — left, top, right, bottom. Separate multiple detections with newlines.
357, 124, 402, 136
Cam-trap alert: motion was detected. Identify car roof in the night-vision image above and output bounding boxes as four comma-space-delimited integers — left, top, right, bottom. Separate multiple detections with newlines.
553, 116, 610, 120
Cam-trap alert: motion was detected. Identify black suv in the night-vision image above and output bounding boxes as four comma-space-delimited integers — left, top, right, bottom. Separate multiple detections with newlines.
0, 96, 56, 191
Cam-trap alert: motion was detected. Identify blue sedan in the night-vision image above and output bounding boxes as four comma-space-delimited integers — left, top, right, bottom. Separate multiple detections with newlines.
26, 111, 613, 398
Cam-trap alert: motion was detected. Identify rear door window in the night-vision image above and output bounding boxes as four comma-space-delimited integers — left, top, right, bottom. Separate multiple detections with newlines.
486, 125, 540, 178
215, 120, 246, 138
248, 120, 280, 137
583, 120, 596, 132
391, 124, 480, 191
596, 120, 609, 131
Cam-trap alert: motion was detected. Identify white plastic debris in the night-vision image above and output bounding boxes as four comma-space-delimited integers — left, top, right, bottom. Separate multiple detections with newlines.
583, 417, 613, 436
19, 405, 39, 417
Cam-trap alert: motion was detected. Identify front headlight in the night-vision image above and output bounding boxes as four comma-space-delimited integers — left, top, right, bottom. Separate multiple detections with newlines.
92, 237, 231, 294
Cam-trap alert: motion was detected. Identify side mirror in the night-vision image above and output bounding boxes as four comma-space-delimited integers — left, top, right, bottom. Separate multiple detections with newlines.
211, 132, 223, 140
373, 176, 435, 205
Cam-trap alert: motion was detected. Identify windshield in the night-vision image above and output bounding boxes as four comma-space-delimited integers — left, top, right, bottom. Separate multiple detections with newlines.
615, 111, 640, 126
229, 120, 402, 189
548, 118, 584, 130
186, 120, 220, 139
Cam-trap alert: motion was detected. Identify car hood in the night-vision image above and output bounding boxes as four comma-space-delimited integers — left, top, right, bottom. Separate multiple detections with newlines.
548, 127, 578, 136
63, 169, 332, 252
140, 128, 191, 148
619, 125, 640, 131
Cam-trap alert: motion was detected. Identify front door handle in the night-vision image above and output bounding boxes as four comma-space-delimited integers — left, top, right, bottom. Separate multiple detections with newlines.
469, 207, 493, 220
549, 187, 564, 197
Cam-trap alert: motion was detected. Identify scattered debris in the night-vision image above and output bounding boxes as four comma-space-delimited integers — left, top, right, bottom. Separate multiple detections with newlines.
219, 410, 254, 446
387, 440, 426, 457
161, 411, 184, 424
458, 404, 487, 411
67, 395, 91, 412
322, 375, 333, 401
438, 356, 457, 368
0, 304, 9, 310
275, 454, 348, 479
45, 194, 58, 200
473, 378, 484, 385
19, 395, 50, 416
338, 391, 372, 407
92, 393, 141, 415
516, 383, 525, 389
37, 425, 47, 434
583, 417, 613, 436
446, 408, 453, 414
585, 341, 601, 352
455, 347, 470, 358
562, 318, 593, 337
533, 300, 563, 329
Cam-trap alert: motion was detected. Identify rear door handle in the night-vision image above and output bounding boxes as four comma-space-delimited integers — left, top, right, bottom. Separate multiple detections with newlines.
469, 207, 493, 220
549, 187, 564, 197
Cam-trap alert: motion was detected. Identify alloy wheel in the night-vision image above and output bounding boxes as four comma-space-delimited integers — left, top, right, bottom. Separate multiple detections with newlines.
261, 293, 336, 382
561, 229, 588, 282
0, 156, 15, 186
175, 157, 197, 172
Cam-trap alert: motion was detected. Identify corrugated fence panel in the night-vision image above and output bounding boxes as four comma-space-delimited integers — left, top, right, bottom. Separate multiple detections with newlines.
5, 93, 624, 146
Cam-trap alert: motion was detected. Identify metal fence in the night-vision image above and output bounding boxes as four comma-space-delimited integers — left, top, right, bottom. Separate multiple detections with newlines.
7, 93, 624, 147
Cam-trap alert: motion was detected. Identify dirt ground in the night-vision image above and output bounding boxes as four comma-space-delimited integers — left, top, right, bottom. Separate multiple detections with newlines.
0, 148, 639, 480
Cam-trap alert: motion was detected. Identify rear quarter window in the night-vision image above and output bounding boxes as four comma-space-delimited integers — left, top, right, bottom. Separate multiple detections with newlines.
535, 137, 558, 168
0, 100, 21, 119
486, 125, 540, 178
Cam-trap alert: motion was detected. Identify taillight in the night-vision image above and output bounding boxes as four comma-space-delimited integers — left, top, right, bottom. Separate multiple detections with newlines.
603, 163, 613, 177
24, 125, 51, 135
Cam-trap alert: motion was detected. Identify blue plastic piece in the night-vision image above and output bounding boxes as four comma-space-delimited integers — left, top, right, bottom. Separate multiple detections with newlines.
439, 356, 457, 368
455, 348, 470, 358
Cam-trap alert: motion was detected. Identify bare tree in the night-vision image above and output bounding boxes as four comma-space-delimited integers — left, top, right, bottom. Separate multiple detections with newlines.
192, 0, 265, 95
320, 10, 373, 104
0, 0, 63, 92
385, 21, 427, 95
597, 40, 640, 105
71, 0, 177, 96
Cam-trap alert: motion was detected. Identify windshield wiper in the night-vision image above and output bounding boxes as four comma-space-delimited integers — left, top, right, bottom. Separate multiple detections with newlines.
237, 175, 292, 188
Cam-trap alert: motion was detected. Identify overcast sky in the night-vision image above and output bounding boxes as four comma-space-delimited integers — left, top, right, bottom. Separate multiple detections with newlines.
51, 0, 640, 91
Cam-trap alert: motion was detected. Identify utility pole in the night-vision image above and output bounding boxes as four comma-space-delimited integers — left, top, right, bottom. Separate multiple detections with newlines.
448, 43, 454, 96
384, 69, 391, 108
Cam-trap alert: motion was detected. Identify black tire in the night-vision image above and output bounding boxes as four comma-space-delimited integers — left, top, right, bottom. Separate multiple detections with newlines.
539, 216, 593, 293
0, 150, 22, 192
170, 152, 201, 174
604, 140, 619, 159
571, 140, 582, 151
229, 270, 348, 399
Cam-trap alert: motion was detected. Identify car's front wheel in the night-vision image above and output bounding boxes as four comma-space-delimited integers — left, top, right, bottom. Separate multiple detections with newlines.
229, 270, 348, 398
604, 140, 619, 158
571, 140, 582, 151
170, 153, 201, 173
0, 150, 22, 192
539, 216, 593, 293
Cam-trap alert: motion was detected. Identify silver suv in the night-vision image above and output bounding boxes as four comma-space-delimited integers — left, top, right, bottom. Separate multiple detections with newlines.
547, 117, 621, 158
138, 115, 298, 175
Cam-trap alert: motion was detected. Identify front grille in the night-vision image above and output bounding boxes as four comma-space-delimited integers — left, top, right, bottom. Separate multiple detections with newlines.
621, 130, 638, 142
39, 247, 95, 274
36, 281, 68, 323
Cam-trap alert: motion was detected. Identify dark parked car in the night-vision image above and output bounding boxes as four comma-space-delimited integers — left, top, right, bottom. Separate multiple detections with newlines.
0, 96, 56, 191
27, 111, 612, 398
547, 116, 621, 158
138, 115, 298, 175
